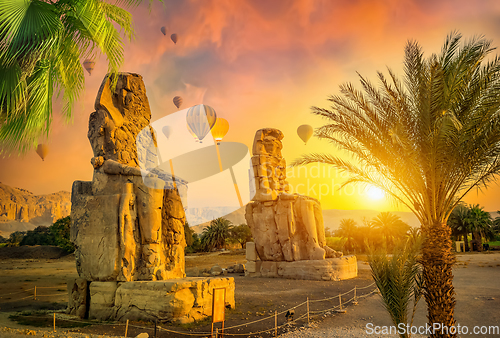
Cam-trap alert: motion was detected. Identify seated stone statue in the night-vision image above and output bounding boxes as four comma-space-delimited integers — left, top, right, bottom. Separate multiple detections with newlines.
71, 73, 186, 282
245, 128, 342, 262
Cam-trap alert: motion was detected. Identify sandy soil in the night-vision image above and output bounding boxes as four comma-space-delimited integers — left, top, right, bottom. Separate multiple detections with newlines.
0, 250, 499, 337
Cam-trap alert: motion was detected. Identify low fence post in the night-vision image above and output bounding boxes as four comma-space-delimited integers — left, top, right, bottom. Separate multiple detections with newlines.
275, 310, 277, 337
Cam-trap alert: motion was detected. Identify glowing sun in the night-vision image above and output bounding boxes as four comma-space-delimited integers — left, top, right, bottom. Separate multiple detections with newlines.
367, 186, 385, 200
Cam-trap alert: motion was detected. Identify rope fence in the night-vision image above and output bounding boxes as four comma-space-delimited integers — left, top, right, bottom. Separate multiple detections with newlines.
1, 282, 378, 337
0, 285, 67, 302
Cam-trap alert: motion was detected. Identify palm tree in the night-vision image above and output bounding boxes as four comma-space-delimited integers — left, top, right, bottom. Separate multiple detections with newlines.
334, 218, 358, 252
466, 204, 494, 251
448, 203, 471, 252
493, 211, 500, 235
367, 235, 423, 338
201, 217, 233, 251
370, 212, 410, 250
0, 0, 154, 154
293, 32, 500, 337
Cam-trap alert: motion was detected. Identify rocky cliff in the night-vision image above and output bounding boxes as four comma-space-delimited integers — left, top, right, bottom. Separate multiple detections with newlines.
0, 182, 71, 236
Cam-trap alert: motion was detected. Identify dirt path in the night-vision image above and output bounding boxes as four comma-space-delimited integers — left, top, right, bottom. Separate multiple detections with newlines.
1, 251, 499, 337
280, 252, 500, 338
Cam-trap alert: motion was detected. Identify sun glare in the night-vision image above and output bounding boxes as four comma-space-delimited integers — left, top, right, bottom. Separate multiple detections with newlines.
367, 186, 385, 200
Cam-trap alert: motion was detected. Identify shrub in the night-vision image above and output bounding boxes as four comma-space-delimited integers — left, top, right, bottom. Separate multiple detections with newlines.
325, 237, 346, 251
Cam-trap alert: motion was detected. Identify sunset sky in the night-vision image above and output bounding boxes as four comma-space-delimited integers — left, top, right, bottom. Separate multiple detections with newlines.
1, 0, 500, 212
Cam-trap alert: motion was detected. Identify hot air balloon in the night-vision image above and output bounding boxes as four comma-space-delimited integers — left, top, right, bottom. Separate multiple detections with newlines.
297, 124, 313, 144
160, 26, 167, 36
162, 126, 172, 139
173, 96, 183, 109
83, 59, 95, 75
186, 124, 199, 142
211, 118, 229, 145
36, 144, 49, 161
186, 104, 217, 142
171, 33, 178, 44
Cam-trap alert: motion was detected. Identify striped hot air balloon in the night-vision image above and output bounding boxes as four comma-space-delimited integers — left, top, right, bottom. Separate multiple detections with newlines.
173, 96, 183, 109
83, 59, 95, 75
186, 105, 217, 142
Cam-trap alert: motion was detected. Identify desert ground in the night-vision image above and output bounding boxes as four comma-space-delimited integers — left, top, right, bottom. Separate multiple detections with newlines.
0, 248, 499, 338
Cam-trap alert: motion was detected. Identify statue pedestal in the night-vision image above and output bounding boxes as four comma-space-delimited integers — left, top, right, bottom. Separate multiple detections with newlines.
245, 256, 357, 281
67, 277, 235, 324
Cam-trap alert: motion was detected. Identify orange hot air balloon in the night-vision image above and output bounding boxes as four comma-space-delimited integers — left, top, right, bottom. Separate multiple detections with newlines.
36, 144, 49, 161
211, 118, 229, 145
297, 124, 313, 144
83, 59, 95, 75
186, 104, 217, 142
171, 33, 178, 44
173, 96, 183, 109
160, 26, 167, 36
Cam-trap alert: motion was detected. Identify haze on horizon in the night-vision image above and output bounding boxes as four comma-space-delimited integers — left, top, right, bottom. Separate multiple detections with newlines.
1, 0, 500, 212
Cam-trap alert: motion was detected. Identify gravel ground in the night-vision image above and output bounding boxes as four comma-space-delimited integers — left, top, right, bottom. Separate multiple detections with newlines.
1, 252, 499, 338
278, 293, 426, 338
0, 326, 124, 338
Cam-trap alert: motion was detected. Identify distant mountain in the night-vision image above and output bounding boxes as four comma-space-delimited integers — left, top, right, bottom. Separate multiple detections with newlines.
189, 206, 246, 234
0, 183, 71, 238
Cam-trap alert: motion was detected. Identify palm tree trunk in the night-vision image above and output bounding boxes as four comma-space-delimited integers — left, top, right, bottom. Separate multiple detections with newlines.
463, 233, 469, 252
421, 221, 456, 338
474, 232, 483, 252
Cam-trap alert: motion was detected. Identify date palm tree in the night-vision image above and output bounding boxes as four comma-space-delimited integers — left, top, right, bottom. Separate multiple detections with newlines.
370, 212, 410, 250
0, 0, 154, 154
368, 234, 423, 338
448, 203, 470, 252
293, 32, 500, 337
334, 218, 358, 252
201, 217, 233, 251
466, 204, 494, 251
493, 211, 500, 234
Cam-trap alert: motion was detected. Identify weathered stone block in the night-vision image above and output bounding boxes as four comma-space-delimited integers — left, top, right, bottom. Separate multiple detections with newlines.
67, 278, 88, 318
246, 242, 258, 261
276, 256, 357, 281
109, 278, 235, 323
246, 260, 262, 273
260, 261, 278, 277
89, 282, 118, 320
71, 193, 121, 281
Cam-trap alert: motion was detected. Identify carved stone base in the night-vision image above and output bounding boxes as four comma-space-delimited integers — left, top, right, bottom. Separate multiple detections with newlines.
66, 277, 235, 324
245, 256, 357, 281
